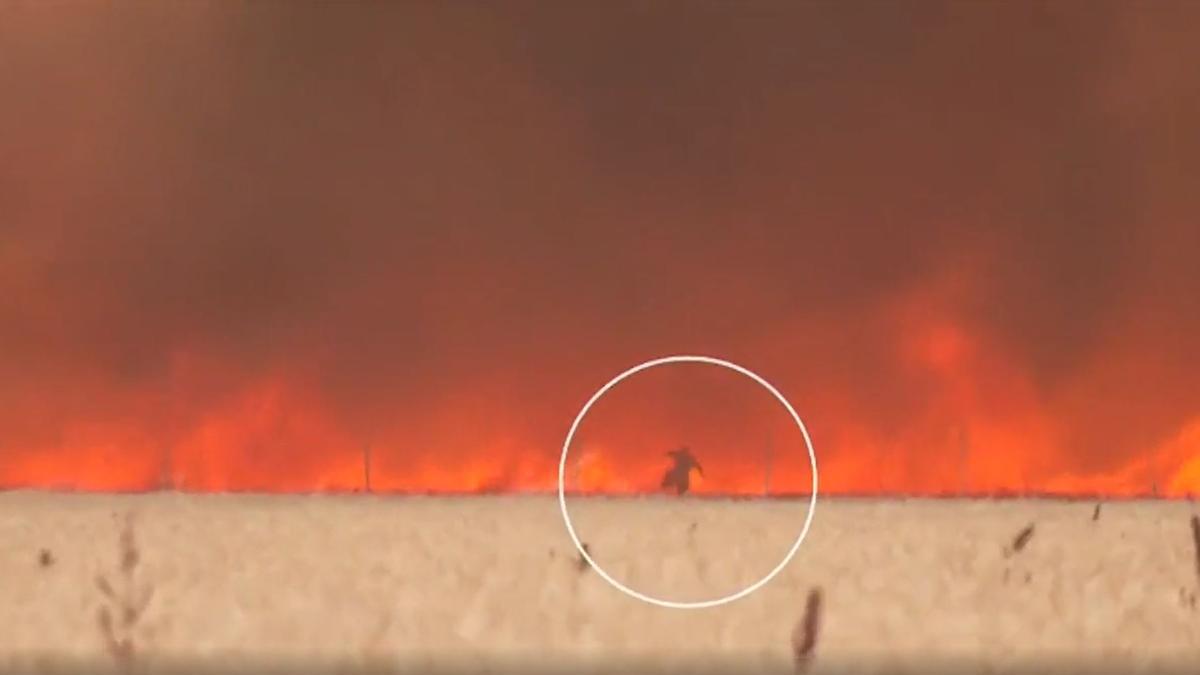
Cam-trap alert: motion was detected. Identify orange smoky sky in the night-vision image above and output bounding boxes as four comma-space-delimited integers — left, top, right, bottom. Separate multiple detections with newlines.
0, 2, 1197, 496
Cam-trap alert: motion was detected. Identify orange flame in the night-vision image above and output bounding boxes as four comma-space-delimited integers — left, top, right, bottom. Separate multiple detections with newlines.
1, 270, 1196, 498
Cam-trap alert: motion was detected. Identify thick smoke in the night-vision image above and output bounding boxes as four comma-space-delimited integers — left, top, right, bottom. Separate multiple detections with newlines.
0, 2, 1196, 492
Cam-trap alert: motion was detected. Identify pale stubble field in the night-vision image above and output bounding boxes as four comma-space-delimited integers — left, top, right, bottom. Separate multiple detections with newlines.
1, 492, 1199, 674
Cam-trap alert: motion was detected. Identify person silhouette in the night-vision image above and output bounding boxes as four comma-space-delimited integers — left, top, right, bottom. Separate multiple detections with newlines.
661, 446, 703, 495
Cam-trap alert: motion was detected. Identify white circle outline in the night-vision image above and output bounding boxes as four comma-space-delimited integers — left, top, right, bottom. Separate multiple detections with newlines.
557, 354, 819, 610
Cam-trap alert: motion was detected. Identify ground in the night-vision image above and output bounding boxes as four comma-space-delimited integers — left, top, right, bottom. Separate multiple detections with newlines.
1, 492, 1198, 673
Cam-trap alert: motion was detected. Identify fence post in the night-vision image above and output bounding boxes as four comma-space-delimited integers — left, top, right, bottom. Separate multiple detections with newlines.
364, 444, 373, 494
958, 426, 970, 497
161, 446, 173, 492
764, 436, 773, 497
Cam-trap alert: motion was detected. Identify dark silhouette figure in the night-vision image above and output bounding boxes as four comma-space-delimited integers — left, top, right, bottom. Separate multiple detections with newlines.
661, 446, 703, 495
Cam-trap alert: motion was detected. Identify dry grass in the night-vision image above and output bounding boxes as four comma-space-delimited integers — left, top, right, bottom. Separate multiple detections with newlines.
1004, 523, 1036, 557
576, 543, 593, 573
1190, 515, 1200, 584
94, 514, 156, 669
791, 587, 822, 672
0, 493, 1199, 673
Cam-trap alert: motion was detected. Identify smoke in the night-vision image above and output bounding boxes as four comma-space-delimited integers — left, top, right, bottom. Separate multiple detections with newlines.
0, 2, 1196, 493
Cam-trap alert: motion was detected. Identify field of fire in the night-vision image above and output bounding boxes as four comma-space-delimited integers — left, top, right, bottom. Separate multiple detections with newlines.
1, 2, 1198, 674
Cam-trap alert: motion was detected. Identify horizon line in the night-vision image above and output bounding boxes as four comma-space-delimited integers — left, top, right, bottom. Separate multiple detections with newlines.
0, 487, 1193, 501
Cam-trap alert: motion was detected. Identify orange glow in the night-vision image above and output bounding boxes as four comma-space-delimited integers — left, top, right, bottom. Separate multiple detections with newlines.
2, 302, 1196, 497
1164, 418, 1200, 496
2, 4, 1198, 500
1, 261, 1196, 498
1, 390, 1196, 497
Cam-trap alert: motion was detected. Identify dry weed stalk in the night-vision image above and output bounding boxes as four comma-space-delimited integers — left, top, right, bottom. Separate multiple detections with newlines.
792, 587, 823, 673
576, 542, 592, 573
95, 514, 155, 670
1178, 586, 1197, 611
1004, 523, 1035, 557
1190, 515, 1200, 585
687, 521, 709, 582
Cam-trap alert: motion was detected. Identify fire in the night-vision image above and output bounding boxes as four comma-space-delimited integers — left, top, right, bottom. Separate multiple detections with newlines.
1, 277, 1197, 497
1164, 418, 1200, 496
2, 2, 1197, 499
2, 354, 1194, 497
1, 270, 1196, 498
572, 445, 635, 493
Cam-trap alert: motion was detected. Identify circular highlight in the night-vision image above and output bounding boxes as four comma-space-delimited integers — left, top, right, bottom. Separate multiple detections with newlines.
557, 354, 819, 610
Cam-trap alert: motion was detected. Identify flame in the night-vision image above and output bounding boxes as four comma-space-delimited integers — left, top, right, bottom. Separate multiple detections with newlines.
1164, 418, 1200, 496
2, 319, 1195, 497
2, 3, 1197, 498
0, 387, 1195, 497
1, 271, 1197, 497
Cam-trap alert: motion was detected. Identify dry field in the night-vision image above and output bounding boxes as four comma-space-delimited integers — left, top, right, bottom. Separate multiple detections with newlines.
1, 492, 1199, 674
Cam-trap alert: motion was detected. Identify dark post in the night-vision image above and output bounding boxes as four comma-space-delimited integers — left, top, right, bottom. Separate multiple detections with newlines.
160, 446, 173, 491
958, 426, 969, 497
364, 444, 373, 493
764, 437, 773, 497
